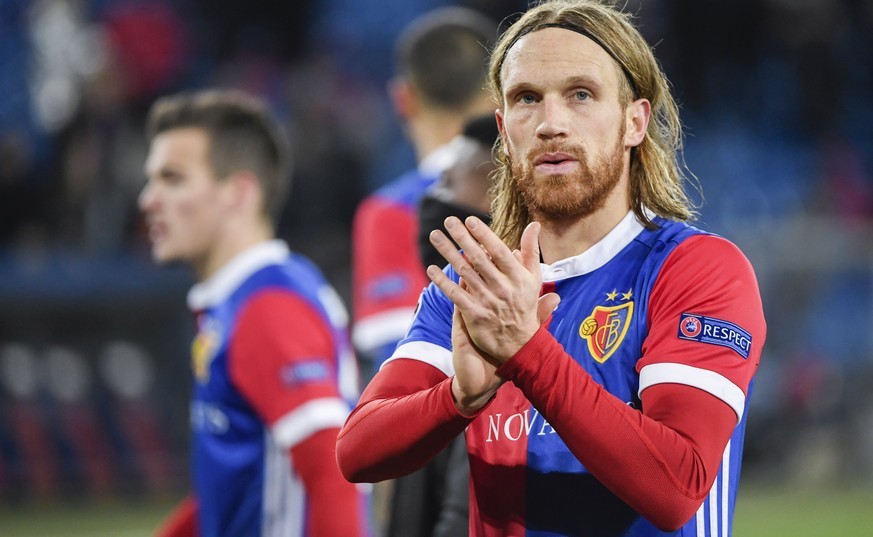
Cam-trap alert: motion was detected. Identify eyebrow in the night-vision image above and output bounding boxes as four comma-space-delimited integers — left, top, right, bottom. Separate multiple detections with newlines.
504, 73, 605, 100
510, 22, 638, 99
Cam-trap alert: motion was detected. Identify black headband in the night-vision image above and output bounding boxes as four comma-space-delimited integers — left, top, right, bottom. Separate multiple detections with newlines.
507, 21, 639, 99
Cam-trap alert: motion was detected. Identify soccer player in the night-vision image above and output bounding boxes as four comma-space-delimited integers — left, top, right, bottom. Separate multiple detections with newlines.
407, 113, 500, 537
350, 9, 496, 536
351, 6, 497, 374
417, 113, 499, 270
337, 1, 767, 536
139, 90, 367, 537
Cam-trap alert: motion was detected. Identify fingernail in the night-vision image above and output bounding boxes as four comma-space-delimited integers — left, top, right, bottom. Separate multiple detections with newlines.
466, 216, 478, 228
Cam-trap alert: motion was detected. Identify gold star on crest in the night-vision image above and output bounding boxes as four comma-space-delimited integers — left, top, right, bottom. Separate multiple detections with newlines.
606, 289, 618, 301
621, 289, 633, 300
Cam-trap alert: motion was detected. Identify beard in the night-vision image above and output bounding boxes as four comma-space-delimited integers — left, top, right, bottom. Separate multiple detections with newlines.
511, 128, 626, 222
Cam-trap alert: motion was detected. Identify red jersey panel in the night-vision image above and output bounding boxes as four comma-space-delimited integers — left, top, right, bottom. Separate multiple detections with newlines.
339, 212, 766, 537
352, 169, 436, 362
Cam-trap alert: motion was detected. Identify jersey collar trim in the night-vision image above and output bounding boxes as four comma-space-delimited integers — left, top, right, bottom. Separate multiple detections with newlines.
418, 138, 462, 178
540, 209, 646, 282
187, 240, 289, 311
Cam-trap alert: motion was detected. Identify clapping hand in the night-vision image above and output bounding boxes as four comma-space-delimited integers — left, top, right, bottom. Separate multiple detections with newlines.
426, 216, 560, 414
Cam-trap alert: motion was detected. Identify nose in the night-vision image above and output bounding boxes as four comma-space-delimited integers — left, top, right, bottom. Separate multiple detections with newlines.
535, 95, 570, 140
138, 181, 157, 213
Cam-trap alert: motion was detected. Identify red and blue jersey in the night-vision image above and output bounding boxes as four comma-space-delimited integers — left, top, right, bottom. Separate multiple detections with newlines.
187, 240, 364, 537
352, 144, 460, 366
352, 168, 437, 365
380, 211, 765, 536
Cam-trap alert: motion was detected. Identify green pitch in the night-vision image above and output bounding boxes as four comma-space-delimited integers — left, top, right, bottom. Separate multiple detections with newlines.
0, 485, 871, 536
733, 484, 873, 536
0, 496, 180, 537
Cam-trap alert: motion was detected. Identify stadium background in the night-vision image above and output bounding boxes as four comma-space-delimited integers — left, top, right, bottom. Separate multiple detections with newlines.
0, 0, 871, 535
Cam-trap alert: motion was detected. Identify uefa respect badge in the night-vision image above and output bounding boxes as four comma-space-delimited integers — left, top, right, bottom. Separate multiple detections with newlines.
677, 313, 752, 359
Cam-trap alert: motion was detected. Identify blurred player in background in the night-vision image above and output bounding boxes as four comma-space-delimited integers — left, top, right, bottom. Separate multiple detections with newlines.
412, 112, 499, 537
417, 113, 498, 269
350, 8, 497, 536
338, 1, 766, 536
139, 89, 367, 537
351, 6, 497, 375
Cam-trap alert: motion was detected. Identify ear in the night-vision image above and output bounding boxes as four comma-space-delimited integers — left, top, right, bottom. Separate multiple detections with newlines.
495, 108, 510, 158
387, 77, 418, 120
224, 171, 263, 216
624, 98, 651, 148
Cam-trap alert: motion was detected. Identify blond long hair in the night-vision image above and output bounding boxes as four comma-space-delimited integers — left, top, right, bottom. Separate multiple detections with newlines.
488, 0, 697, 249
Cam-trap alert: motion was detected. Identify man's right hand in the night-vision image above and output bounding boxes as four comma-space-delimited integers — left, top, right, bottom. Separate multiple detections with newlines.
450, 296, 504, 416
449, 272, 559, 417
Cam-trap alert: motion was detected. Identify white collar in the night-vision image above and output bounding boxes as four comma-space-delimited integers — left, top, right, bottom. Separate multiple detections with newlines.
539, 210, 646, 282
418, 139, 462, 178
187, 240, 289, 311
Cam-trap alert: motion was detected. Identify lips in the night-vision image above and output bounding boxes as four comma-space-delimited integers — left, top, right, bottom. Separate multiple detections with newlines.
534, 152, 579, 175
534, 152, 574, 165
146, 221, 167, 243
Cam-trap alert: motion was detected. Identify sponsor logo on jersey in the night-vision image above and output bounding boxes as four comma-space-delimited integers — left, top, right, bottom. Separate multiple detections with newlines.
366, 273, 410, 301
192, 317, 221, 383
190, 400, 229, 434
579, 298, 634, 364
485, 407, 556, 442
677, 313, 752, 359
280, 359, 329, 386
483, 400, 636, 443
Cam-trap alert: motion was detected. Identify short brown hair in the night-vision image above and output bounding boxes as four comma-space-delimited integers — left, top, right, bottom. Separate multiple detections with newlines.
146, 89, 291, 222
395, 7, 497, 112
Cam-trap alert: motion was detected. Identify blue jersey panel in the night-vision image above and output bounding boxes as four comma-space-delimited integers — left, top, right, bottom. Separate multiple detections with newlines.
372, 168, 437, 210
398, 217, 749, 536
191, 253, 353, 537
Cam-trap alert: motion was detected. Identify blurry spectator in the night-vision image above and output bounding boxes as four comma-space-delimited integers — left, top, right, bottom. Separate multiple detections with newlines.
102, 1, 190, 104
45, 47, 144, 254
187, 0, 316, 63
0, 131, 44, 249
814, 136, 873, 221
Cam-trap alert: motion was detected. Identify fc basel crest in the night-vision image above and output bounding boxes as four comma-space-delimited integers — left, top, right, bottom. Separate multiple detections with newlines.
192, 318, 221, 383
579, 301, 634, 363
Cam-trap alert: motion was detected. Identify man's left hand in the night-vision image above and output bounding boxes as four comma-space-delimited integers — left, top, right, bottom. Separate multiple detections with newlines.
425, 216, 559, 363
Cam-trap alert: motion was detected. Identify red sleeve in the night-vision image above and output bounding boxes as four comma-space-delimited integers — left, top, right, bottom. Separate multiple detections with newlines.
352, 196, 428, 352
231, 292, 363, 534
291, 427, 365, 537
153, 495, 198, 537
638, 234, 765, 415
496, 235, 766, 532
498, 329, 737, 531
229, 291, 348, 440
336, 359, 473, 483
